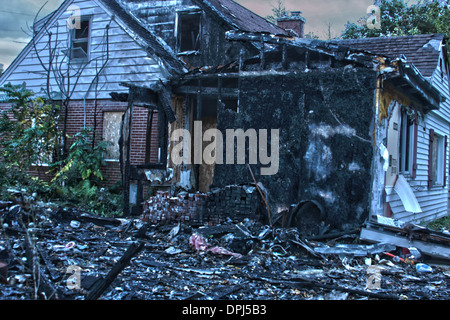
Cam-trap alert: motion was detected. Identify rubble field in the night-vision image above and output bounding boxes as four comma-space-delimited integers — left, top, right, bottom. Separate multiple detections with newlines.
1, 199, 449, 301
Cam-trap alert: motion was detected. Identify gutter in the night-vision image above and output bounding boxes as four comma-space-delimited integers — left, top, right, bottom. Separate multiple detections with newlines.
382, 60, 444, 112
399, 62, 444, 107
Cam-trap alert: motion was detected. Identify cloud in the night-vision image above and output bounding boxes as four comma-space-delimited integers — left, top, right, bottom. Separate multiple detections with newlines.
0, 37, 31, 70
235, 0, 373, 38
0, 0, 63, 68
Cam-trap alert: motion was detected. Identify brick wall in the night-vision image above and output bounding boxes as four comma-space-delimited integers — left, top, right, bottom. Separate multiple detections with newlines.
129, 107, 160, 165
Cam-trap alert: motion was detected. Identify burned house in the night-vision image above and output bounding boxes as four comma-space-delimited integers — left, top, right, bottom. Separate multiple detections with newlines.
0, 0, 449, 235
0, 0, 288, 210
162, 31, 448, 235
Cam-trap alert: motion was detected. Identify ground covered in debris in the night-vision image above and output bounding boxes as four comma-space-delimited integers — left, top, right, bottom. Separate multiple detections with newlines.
1, 200, 449, 301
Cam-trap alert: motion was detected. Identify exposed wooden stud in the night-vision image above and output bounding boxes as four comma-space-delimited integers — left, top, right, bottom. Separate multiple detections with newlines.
282, 44, 287, 70
260, 35, 265, 70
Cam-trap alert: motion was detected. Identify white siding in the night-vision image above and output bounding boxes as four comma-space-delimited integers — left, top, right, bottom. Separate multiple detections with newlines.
387, 52, 450, 224
0, 0, 168, 99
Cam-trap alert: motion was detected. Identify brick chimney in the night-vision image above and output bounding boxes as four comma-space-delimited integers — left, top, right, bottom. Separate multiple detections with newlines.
276, 11, 305, 38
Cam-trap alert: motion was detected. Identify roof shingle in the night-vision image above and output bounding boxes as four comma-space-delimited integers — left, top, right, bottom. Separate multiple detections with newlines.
203, 0, 288, 35
334, 34, 445, 77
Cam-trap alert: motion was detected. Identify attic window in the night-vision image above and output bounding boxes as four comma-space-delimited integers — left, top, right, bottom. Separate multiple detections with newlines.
69, 17, 91, 60
177, 12, 201, 53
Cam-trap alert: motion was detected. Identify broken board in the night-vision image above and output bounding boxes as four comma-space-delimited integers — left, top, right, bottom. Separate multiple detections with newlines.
360, 225, 450, 260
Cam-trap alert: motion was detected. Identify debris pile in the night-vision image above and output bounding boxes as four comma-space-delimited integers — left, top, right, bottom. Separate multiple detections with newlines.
1, 191, 449, 301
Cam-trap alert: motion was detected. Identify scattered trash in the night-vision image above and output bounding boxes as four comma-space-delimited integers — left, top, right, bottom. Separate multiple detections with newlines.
70, 220, 81, 229
406, 247, 422, 261
313, 242, 396, 257
65, 241, 77, 249
165, 246, 183, 255
360, 215, 450, 260
416, 263, 433, 273
189, 233, 243, 258
1, 197, 449, 300
168, 223, 181, 240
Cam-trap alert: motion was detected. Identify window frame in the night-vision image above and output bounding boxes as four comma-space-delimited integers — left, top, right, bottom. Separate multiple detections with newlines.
428, 129, 448, 188
69, 15, 91, 62
399, 111, 418, 178
175, 9, 202, 54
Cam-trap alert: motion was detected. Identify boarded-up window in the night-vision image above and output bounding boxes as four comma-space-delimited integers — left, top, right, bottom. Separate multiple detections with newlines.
103, 111, 124, 160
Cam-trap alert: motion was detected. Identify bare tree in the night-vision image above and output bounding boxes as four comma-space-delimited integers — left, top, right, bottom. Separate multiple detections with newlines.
323, 21, 339, 40
28, 3, 110, 160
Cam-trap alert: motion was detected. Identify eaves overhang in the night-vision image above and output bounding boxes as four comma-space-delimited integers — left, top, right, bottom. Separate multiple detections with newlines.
383, 61, 444, 113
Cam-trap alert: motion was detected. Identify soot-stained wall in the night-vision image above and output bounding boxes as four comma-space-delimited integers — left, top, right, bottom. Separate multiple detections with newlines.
211, 67, 377, 231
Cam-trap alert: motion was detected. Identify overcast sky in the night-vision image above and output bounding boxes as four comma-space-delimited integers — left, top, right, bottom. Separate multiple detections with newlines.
0, 0, 379, 70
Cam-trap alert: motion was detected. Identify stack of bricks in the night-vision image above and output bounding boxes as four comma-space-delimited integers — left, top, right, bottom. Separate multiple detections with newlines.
141, 190, 207, 224
141, 185, 262, 226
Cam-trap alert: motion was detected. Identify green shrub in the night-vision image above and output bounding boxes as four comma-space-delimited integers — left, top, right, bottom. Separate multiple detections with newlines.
0, 83, 123, 217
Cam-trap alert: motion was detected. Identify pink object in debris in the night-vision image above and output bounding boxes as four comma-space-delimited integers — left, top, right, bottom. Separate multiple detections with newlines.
189, 233, 242, 258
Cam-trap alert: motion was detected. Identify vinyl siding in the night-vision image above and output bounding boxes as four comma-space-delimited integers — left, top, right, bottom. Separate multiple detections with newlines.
387, 56, 450, 224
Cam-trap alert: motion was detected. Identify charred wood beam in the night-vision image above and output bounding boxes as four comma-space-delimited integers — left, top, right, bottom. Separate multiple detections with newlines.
86, 240, 144, 300
195, 79, 202, 190
282, 44, 288, 70
217, 76, 222, 107
24, 234, 62, 299
174, 86, 238, 97
123, 90, 134, 217
110, 92, 129, 102
158, 102, 168, 165
178, 70, 291, 82
260, 35, 265, 70
86, 224, 148, 300
121, 81, 176, 123
225, 30, 341, 58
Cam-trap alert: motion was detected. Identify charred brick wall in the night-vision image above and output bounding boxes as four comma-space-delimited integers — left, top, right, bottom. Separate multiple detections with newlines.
141, 184, 263, 225
212, 67, 377, 231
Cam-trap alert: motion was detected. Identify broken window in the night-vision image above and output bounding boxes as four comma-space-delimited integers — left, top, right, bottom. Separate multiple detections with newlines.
177, 12, 201, 53
103, 111, 124, 160
220, 78, 239, 112
69, 17, 91, 60
399, 112, 417, 177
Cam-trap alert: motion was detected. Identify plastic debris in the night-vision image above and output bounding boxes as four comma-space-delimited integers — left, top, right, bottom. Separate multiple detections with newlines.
189, 233, 243, 258
416, 263, 433, 273
70, 220, 81, 229
165, 246, 182, 255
